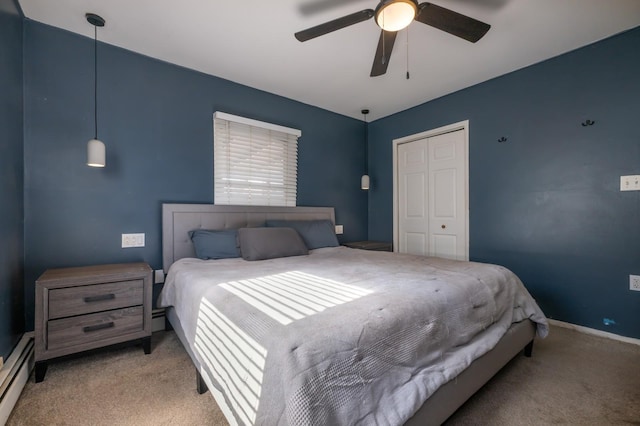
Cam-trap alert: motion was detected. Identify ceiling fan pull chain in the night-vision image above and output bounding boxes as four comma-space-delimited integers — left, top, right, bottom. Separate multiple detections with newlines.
381, 13, 386, 65
406, 26, 410, 79
382, 31, 386, 65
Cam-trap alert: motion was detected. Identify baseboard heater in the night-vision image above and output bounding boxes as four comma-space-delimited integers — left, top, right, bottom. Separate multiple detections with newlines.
0, 332, 34, 425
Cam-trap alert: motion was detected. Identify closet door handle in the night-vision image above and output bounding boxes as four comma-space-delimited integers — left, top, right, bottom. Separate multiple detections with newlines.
441, 224, 446, 229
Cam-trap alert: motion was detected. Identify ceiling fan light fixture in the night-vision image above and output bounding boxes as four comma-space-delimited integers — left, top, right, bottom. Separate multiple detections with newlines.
375, 0, 417, 32
294, 0, 490, 77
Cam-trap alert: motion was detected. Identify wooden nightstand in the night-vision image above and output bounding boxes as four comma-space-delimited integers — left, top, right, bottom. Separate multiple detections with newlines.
34, 263, 152, 382
343, 241, 393, 252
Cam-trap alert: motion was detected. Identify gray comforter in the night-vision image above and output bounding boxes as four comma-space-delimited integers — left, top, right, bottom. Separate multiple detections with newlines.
158, 247, 548, 426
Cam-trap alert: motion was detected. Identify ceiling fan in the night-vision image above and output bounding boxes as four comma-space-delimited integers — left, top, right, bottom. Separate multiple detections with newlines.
295, 0, 491, 77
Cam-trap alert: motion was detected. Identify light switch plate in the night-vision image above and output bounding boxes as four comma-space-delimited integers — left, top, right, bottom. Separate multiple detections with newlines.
630, 275, 640, 291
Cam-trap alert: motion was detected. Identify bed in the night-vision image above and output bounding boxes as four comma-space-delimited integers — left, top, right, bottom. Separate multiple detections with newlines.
158, 203, 548, 425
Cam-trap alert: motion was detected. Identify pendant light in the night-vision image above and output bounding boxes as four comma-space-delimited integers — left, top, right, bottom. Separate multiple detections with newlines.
361, 109, 370, 190
86, 13, 106, 168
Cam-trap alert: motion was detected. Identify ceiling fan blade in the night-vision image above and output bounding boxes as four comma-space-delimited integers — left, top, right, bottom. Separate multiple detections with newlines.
295, 9, 375, 42
370, 30, 397, 77
416, 2, 490, 43
298, 0, 371, 16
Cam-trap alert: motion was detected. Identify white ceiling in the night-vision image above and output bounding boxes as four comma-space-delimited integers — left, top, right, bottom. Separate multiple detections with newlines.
18, 0, 640, 121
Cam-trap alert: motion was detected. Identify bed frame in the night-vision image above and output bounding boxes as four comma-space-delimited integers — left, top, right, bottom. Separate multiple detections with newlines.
161, 203, 535, 425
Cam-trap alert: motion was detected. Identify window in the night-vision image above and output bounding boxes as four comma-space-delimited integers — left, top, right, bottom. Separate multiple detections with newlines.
213, 112, 301, 207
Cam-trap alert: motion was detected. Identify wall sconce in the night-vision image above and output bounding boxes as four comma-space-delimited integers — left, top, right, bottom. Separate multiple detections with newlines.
86, 13, 106, 168
361, 109, 370, 190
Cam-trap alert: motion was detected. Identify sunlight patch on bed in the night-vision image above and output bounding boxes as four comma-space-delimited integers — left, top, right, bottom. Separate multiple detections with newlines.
195, 299, 267, 425
219, 271, 372, 325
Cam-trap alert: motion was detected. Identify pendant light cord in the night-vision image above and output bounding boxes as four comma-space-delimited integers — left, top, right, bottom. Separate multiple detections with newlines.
94, 24, 98, 139
363, 110, 368, 174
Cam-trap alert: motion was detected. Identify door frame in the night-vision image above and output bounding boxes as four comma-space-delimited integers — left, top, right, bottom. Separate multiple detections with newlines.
392, 120, 470, 259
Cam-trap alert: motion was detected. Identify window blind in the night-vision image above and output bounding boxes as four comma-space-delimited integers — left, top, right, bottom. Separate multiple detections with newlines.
214, 112, 300, 207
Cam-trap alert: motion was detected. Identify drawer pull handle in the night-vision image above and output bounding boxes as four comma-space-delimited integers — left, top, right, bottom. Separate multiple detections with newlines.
84, 293, 115, 303
83, 322, 115, 333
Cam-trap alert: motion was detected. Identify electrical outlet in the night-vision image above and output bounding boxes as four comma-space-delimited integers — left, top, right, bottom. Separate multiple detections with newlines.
620, 175, 640, 191
630, 275, 640, 291
122, 233, 145, 248
154, 269, 165, 284
335, 225, 344, 235
0, 356, 3, 369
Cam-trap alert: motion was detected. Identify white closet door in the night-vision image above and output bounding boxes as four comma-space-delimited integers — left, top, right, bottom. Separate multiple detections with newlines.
398, 139, 429, 255
397, 128, 467, 260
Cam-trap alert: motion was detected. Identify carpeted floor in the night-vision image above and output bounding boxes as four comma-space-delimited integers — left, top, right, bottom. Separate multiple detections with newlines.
8, 332, 226, 426
7, 325, 640, 425
445, 326, 640, 425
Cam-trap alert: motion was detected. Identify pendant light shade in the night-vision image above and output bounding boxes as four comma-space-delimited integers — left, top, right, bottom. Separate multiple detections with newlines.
361, 174, 370, 190
87, 138, 106, 167
86, 13, 106, 168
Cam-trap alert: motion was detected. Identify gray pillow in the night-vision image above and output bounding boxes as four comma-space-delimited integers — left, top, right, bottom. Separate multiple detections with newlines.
238, 227, 308, 261
189, 229, 240, 260
265, 219, 339, 249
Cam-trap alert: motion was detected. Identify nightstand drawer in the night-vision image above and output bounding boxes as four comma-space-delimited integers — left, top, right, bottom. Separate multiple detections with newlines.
47, 306, 144, 351
48, 279, 144, 319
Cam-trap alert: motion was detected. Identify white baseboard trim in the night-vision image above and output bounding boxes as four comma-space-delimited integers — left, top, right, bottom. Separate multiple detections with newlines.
152, 308, 166, 333
0, 332, 34, 425
548, 319, 640, 347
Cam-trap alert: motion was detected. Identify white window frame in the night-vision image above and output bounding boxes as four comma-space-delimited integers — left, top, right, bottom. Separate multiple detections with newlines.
213, 112, 301, 207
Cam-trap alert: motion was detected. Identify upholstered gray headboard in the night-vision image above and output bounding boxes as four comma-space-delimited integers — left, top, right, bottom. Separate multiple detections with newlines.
162, 204, 336, 272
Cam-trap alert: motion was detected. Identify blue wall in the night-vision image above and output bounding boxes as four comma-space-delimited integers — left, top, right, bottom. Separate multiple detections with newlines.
0, 0, 24, 359
18, 18, 640, 339
368, 27, 640, 339
23, 21, 368, 330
